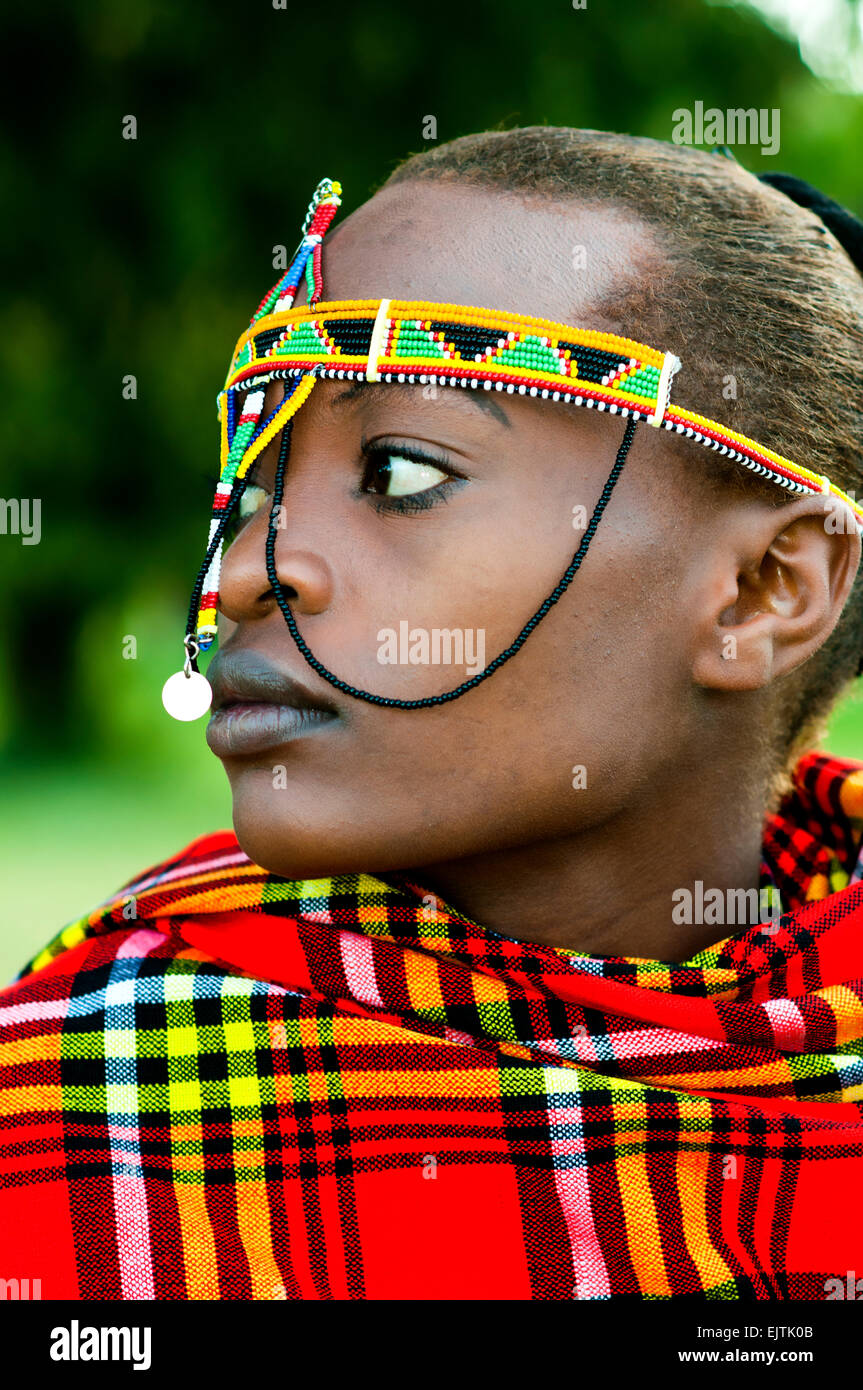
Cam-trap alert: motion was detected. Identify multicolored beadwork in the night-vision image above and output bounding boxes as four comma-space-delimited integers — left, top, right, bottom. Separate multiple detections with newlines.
223, 300, 677, 423
180, 176, 863, 691
219, 295, 863, 527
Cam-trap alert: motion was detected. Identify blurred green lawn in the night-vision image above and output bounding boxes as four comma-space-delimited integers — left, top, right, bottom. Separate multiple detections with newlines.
0, 601, 235, 983
0, 755, 230, 984
3, 670, 863, 985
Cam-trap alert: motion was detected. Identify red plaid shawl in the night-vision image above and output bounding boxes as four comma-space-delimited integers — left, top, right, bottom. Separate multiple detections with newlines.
3, 750, 863, 1300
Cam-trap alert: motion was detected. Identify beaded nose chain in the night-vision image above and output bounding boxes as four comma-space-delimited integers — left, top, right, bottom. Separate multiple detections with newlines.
162, 177, 863, 720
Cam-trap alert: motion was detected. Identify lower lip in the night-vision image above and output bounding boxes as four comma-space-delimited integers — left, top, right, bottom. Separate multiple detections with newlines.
206, 702, 337, 756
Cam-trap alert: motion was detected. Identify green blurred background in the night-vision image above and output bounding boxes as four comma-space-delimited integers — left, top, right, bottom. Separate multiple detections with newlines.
2, 0, 863, 982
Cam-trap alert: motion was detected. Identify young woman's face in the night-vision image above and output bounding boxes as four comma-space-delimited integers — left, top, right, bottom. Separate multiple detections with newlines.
207, 181, 711, 876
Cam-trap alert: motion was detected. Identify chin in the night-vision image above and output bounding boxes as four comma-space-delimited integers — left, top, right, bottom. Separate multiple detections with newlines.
228, 783, 388, 880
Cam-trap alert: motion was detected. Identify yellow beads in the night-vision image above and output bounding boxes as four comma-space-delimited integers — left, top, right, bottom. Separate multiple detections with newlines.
220, 296, 863, 532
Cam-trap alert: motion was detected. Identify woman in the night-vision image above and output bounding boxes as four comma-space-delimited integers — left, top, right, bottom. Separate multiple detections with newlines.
3, 127, 863, 1300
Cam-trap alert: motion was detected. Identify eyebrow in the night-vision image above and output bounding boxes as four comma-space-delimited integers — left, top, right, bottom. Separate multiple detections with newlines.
330, 379, 512, 428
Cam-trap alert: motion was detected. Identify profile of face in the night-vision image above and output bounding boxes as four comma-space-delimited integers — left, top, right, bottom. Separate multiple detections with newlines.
205, 179, 859, 943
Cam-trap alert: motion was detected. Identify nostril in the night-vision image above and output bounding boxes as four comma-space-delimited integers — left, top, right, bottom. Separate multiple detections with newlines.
266, 582, 299, 603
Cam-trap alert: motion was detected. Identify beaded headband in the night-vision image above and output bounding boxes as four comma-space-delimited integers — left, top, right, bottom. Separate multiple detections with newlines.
161, 177, 863, 720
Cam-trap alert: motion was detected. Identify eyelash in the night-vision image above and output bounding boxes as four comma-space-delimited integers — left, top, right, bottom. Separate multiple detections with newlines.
359, 442, 464, 515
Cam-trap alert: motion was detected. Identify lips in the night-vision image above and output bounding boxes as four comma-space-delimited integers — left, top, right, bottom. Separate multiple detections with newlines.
205, 648, 339, 757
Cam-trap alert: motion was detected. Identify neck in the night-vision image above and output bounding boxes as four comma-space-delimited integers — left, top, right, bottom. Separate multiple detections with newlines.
414, 759, 770, 960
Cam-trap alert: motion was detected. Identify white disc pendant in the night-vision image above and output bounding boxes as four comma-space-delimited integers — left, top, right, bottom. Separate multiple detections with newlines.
162, 670, 213, 721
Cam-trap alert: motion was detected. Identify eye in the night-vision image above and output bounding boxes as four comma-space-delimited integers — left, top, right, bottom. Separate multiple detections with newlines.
219, 478, 269, 550
361, 449, 450, 498
237, 483, 268, 520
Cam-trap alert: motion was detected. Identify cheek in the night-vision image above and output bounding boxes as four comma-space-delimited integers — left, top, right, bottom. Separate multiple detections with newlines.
222, 583, 675, 880
285, 468, 593, 696
215, 446, 690, 876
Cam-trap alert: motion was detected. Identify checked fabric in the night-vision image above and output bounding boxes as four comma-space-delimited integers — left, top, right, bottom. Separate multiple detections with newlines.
2, 750, 863, 1299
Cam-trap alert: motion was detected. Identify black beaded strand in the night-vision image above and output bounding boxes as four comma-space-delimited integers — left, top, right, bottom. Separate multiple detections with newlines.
264, 412, 638, 708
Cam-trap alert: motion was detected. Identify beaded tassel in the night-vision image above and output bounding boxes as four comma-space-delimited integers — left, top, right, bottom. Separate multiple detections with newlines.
247, 178, 342, 326
196, 388, 266, 647
192, 181, 343, 654
193, 374, 321, 650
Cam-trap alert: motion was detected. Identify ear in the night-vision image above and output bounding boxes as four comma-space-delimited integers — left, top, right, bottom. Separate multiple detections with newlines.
692, 493, 861, 691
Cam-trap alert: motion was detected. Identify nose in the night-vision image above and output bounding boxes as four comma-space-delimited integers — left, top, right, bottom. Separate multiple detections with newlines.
217, 495, 335, 625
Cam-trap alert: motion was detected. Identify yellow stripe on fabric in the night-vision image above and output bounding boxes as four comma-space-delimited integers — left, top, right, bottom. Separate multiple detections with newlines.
0, 1084, 62, 1115
356, 901, 396, 934
30, 920, 88, 973
805, 873, 830, 902
676, 1142, 734, 1294
224, 1018, 256, 1057
92, 869, 261, 924
234, 374, 317, 480
829, 863, 850, 894
236, 1178, 284, 1300
639, 1059, 793, 1091
404, 949, 447, 1018
812, 984, 863, 1048
168, 1080, 202, 1117
0, 1032, 62, 1067
174, 1181, 221, 1299
839, 768, 863, 819
471, 970, 511, 1006
635, 963, 672, 991
96, 884, 264, 923
616, 1152, 673, 1297
330, 1015, 453, 1047
339, 1066, 502, 1100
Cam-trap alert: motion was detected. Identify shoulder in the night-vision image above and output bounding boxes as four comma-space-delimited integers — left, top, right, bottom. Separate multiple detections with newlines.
0, 827, 262, 1067
7, 829, 245, 988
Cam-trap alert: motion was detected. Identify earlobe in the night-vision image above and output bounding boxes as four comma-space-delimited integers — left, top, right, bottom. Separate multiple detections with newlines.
692, 498, 862, 693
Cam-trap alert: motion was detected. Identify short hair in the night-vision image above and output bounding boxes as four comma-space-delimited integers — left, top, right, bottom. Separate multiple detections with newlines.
382, 127, 863, 792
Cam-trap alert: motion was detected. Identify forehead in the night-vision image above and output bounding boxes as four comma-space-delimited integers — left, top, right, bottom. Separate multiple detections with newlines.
310, 180, 663, 331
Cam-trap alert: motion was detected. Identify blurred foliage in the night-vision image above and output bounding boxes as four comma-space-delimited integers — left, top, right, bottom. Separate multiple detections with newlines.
1, 0, 862, 970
